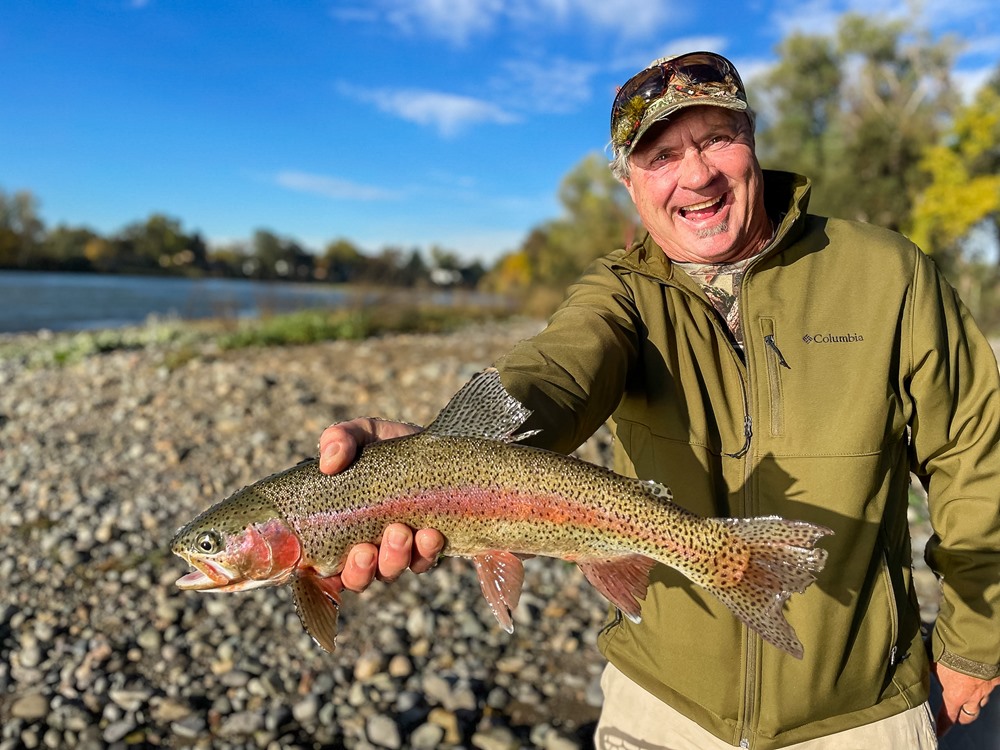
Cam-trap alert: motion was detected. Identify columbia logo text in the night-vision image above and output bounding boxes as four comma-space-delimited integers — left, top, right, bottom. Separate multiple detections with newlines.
802, 333, 865, 344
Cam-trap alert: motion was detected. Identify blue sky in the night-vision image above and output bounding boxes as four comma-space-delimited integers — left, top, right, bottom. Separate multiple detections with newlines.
2, 1, 998, 265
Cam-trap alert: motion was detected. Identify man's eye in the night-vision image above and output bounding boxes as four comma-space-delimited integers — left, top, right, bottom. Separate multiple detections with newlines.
652, 151, 679, 163
706, 135, 733, 149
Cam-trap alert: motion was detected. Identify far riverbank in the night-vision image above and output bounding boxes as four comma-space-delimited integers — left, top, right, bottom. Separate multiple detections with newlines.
0, 270, 505, 334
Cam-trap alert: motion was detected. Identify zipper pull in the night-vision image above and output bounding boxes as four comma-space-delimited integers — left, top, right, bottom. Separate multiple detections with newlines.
764, 334, 791, 369
725, 414, 753, 459
888, 646, 909, 667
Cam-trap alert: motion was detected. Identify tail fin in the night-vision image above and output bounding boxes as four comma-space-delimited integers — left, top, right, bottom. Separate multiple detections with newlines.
709, 517, 832, 659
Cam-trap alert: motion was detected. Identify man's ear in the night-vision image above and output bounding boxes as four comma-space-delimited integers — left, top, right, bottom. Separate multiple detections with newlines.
621, 177, 636, 203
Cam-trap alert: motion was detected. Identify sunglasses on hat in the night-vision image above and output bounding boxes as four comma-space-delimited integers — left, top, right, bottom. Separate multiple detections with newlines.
610, 52, 748, 152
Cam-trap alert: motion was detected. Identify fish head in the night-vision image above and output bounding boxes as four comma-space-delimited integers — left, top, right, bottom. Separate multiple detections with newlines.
172, 488, 301, 593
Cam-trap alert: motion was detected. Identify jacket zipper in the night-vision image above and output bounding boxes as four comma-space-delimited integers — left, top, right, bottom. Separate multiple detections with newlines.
665, 268, 758, 746
738, 423, 758, 750
762, 328, 790, 437
736, 282, 775, 750
882, 553, 900, 667
763, 333, 790, 368
735, 337, 756, 749
878, 526, 902, 679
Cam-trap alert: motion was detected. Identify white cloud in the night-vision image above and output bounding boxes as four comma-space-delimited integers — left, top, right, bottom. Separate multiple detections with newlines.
497, 0, 672, 38
274, 171, 400, 201
492, 57, 598, 114
769, 0, 845, 38
607, 36, 733, 78
771, 0, 1000, 40
342, 0, 679, 46
371, 0, 505, 46
953, 64, 995, 102
339, 83, 519, 137
960, 33, 1000, 61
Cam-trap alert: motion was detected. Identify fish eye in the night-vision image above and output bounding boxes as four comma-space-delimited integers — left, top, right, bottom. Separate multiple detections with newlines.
196, 531, 222, 554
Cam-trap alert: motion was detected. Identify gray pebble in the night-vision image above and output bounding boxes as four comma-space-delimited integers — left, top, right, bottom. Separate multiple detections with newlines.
170, 715, 206, 739
108, 687, 151, 712
471, 725, 520, 750
10, 693, 48, 720
292, 694, 320, 724
366, 714, 402, 749
17, 644, 43, 669
217, 711, 263, 738
102, 718, 136, 744
409, 722, 445, 750
137, 628, 162, 652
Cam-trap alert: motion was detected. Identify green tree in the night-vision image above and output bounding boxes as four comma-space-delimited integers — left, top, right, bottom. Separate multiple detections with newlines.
0, 188, 45, 268
755, 13, 957, 230
208, 241, 253, 277
250, 229, 284, 278
113, 213, 207, 273
756, 35, 842, 183
249, 229, 315, 280
119, 214, 185, 269
484, 152, 638, 299
43, 224, 99, 270
320, 238, 365, 282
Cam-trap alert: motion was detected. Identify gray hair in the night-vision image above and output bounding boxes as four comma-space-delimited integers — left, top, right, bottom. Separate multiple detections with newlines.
609, 147, 631, 183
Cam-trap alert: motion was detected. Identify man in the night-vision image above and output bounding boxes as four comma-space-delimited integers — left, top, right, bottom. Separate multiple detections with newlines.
318, 52, 1000, 748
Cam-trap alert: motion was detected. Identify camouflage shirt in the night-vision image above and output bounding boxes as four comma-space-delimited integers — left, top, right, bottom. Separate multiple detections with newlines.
675, 254, 759, 349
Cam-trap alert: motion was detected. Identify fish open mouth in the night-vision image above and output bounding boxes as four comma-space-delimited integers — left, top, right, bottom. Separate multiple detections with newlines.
175, 558, 235, 590
175, 557, 293, 592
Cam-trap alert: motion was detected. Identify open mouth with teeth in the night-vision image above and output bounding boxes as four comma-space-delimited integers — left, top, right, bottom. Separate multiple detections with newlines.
176, 558, 284, 592
176, 558, 237, 590
680, 195, 726, 221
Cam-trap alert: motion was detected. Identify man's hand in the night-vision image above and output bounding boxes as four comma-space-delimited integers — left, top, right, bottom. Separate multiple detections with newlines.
318, 418, 444, 593
933, 661, 1000, 736
319, 417, 421, 474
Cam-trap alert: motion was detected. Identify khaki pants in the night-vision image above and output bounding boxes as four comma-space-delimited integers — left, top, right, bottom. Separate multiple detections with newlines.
595, 662, 938, 749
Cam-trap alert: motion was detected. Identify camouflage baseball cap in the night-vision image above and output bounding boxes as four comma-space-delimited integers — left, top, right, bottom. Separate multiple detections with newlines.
611, 51, 751, 158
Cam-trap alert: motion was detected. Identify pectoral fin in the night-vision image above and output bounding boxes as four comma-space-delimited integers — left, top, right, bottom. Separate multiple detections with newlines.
577, 555, 655, 623
291, 575, 342, 653
472, 550, 525, 633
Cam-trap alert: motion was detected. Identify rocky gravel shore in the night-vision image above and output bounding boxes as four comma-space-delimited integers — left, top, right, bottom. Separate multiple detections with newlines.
1, 319, 614, 750
0, 319, 966, 749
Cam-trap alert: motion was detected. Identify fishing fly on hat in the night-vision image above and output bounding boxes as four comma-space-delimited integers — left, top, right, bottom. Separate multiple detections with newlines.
610, 51, 754, 159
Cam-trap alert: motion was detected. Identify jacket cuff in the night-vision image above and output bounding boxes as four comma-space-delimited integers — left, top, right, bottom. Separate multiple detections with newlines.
936, 648, 1000, 680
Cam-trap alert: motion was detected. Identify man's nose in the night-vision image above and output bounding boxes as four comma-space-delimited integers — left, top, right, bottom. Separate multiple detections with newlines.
677, 148, 715, 189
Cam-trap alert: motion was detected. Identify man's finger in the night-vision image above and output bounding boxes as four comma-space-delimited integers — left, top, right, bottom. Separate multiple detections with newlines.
377, 524, 415, 582
339, 543, 378, 592
410, 528, 445, 574
318, 419, 377, 475
319, 419, 422, 475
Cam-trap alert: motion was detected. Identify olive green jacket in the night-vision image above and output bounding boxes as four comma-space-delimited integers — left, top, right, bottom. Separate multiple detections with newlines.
495, 171, 1000, 748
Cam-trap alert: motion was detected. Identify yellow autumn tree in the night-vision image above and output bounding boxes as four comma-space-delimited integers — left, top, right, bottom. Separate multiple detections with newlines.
910, 82, 1000, 268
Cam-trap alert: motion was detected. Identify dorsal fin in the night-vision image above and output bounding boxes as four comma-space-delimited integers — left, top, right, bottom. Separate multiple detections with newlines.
426, 368, 538, 442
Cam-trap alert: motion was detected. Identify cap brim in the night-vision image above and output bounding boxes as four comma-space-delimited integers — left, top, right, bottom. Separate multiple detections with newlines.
627, 97, 748, 156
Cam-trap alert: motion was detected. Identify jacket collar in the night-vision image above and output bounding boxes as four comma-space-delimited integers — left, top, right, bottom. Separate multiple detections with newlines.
612, 170, 812, 284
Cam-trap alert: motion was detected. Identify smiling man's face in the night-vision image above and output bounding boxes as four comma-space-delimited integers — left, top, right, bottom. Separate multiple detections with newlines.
623, 106, 771, 264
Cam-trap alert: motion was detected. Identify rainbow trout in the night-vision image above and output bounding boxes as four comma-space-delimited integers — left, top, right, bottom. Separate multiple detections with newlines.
173, 368, 831, 658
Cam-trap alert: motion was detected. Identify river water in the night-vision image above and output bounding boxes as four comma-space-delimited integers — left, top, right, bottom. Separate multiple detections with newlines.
0, 271, 473, 334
